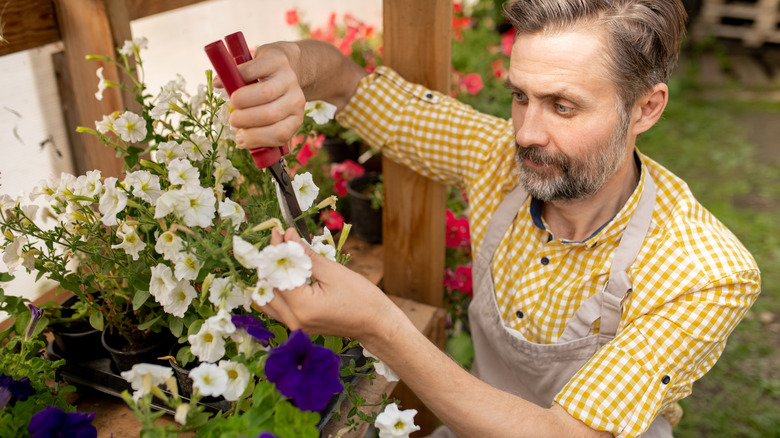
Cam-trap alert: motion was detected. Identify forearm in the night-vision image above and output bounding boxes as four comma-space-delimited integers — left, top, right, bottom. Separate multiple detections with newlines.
278, 39, 367, 111
361, 309, 610, 438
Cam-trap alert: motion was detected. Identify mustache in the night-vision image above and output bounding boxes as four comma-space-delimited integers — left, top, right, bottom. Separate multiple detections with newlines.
515, 144, 569, 170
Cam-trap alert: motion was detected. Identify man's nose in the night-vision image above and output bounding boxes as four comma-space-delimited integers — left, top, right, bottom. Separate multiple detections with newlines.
515, 106, 549, 148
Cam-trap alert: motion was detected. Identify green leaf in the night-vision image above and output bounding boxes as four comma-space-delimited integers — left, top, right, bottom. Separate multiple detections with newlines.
168, 315, 184, 337
137, 315, 161, 330
446, 332, 475, 369
89, 311, 104, 331
132, 288, 150, 310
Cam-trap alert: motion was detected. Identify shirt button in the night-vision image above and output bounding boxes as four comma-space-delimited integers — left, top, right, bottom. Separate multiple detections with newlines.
540, 256, 550, 265
661, 375, 671, 385
425, 92, 433, 99
515, 310, 524, 319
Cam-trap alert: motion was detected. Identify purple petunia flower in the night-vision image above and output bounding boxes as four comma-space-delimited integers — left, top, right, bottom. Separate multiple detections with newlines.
0, 373, 35, 408
28, 406, 97, 438
264, 329, 343, 412
258, 433, 279, 438
25, 303, 45, 340
231, 314, 275, 346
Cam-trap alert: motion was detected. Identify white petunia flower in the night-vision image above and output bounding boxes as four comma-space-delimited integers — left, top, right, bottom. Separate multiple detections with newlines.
179, 185, 216, 228
111, 223, 146, 260
188, 322, 226, 363
95, 113, 116, 135
304, 100, 338, 124
154, 140, 186, 165
362, 347, 399, 382
190, 84, 208, 111
374, 403, 420, 438
1, 194, 16, 216
218, 198, 245, 229
218, 360, 250, 401
162, 279, 197, 317
120, 363, 173, 402
153, 188, 187, 219
256, 241, 312, 291
99, 177, 127, 226
113, 111, 147, 143
118, 36, 148, 57
173, 251, 201, 281
95, 67, 108, 101
208, 277, 245, 312
2, 236, 28, 275
232, 236, 261, 269
154, 230, 184, 261
73, 170, 103, 198
175, 403, 190, 426
181, 134, 212, 161
291, 172, 319, 211
206, 309, 236, 337
167, 159, 200, 188
150, 90, 182, 120
149, 263, 177, 303
311, 228, 335, 248
189, 362, 228, 397
213, 156, 240, 185
125, 170, 163, 204
250, 279, 275, 306
310, 240, 337, 261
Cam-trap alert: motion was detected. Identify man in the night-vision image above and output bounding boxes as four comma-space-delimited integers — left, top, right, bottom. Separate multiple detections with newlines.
224, 1, 760, 436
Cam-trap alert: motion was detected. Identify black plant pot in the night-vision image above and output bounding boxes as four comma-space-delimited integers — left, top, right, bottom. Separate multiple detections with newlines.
101, 329, 175, 373
167, 345, 233, 410
346, 173, 383, 244
48, 296, 107, 361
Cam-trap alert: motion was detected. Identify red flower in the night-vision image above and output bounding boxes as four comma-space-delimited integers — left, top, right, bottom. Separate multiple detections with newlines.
285, 9, 299, 26
461, 73, 483, 95
501, 30, 515, 56
321, 210, 344, 231
444, 264, 473, 297
330, 159, 365, 196
445, 209, 470, 249
452, 16, 471, 42
490, 58, 507, 79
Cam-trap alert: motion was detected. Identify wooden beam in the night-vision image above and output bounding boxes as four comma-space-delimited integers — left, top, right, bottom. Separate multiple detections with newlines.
53, 0, 125, 177
383, 0, 452, 434
382, 0, 450, 309
0, 0, 209, 57
0, 0, 60, 56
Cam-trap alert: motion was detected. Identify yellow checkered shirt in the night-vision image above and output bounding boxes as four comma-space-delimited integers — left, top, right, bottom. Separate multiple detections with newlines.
337, 66, 761, 437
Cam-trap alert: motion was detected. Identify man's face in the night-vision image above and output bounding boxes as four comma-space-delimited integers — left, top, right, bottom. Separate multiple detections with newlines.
508, 28, 632, 202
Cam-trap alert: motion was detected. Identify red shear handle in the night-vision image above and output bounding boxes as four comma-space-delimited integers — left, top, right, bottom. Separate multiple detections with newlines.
205, 32, 287, 169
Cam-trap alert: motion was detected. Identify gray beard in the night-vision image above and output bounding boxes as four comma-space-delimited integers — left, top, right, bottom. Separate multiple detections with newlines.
514, 125, 629, 202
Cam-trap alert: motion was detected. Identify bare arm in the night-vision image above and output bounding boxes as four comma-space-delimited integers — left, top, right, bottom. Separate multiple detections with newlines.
263, 229, 613, 438
226, 39, 367, 149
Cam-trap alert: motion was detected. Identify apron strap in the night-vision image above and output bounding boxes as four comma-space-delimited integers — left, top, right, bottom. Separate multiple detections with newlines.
559, 174, 657, 342
480, 185, 529, 260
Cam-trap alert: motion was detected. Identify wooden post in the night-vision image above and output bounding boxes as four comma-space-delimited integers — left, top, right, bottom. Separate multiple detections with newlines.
53, 0, 126, 178
383, 0, 452, 434
382, 0, 450, 309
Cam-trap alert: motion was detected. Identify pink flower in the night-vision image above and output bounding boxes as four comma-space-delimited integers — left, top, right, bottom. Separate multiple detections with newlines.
445, 209, 470, 249
452, 16, 471, 42
285, 9, 299, 26
330, 160, 365, 197
321, 210, 344, 231
444, 264, 473, 297
501, 30, 515, 56
461, 73, 484, 95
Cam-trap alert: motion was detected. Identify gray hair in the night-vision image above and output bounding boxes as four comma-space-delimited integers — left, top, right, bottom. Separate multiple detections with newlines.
503, 0, 687, 113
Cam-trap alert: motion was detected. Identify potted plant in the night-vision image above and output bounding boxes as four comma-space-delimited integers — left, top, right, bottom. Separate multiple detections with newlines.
0, 36, 395, 437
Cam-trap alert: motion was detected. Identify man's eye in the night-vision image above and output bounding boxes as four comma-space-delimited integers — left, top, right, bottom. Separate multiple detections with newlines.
512, 92, 527, 102
555, 103, 573, 114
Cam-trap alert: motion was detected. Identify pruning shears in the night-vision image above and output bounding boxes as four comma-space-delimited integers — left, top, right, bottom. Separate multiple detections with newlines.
205, 32, 309, 241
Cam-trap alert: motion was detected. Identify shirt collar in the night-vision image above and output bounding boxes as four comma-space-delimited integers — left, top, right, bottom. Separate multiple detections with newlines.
528, 150, 646, 245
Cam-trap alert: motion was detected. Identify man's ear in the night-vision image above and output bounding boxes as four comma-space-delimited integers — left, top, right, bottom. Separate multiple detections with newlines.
631, 83, 668, 136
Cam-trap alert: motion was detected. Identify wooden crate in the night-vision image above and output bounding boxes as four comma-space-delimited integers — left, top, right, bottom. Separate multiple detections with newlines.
694, 0, 780, 47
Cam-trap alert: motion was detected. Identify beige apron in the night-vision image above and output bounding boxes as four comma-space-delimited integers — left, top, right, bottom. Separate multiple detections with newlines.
429, 175, 672, 438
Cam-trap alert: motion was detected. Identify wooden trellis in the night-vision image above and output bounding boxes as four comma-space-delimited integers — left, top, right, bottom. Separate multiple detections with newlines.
695, 0, 780, 46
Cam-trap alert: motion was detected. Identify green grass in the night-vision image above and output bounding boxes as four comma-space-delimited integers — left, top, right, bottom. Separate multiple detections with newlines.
637, 60, 780, 437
